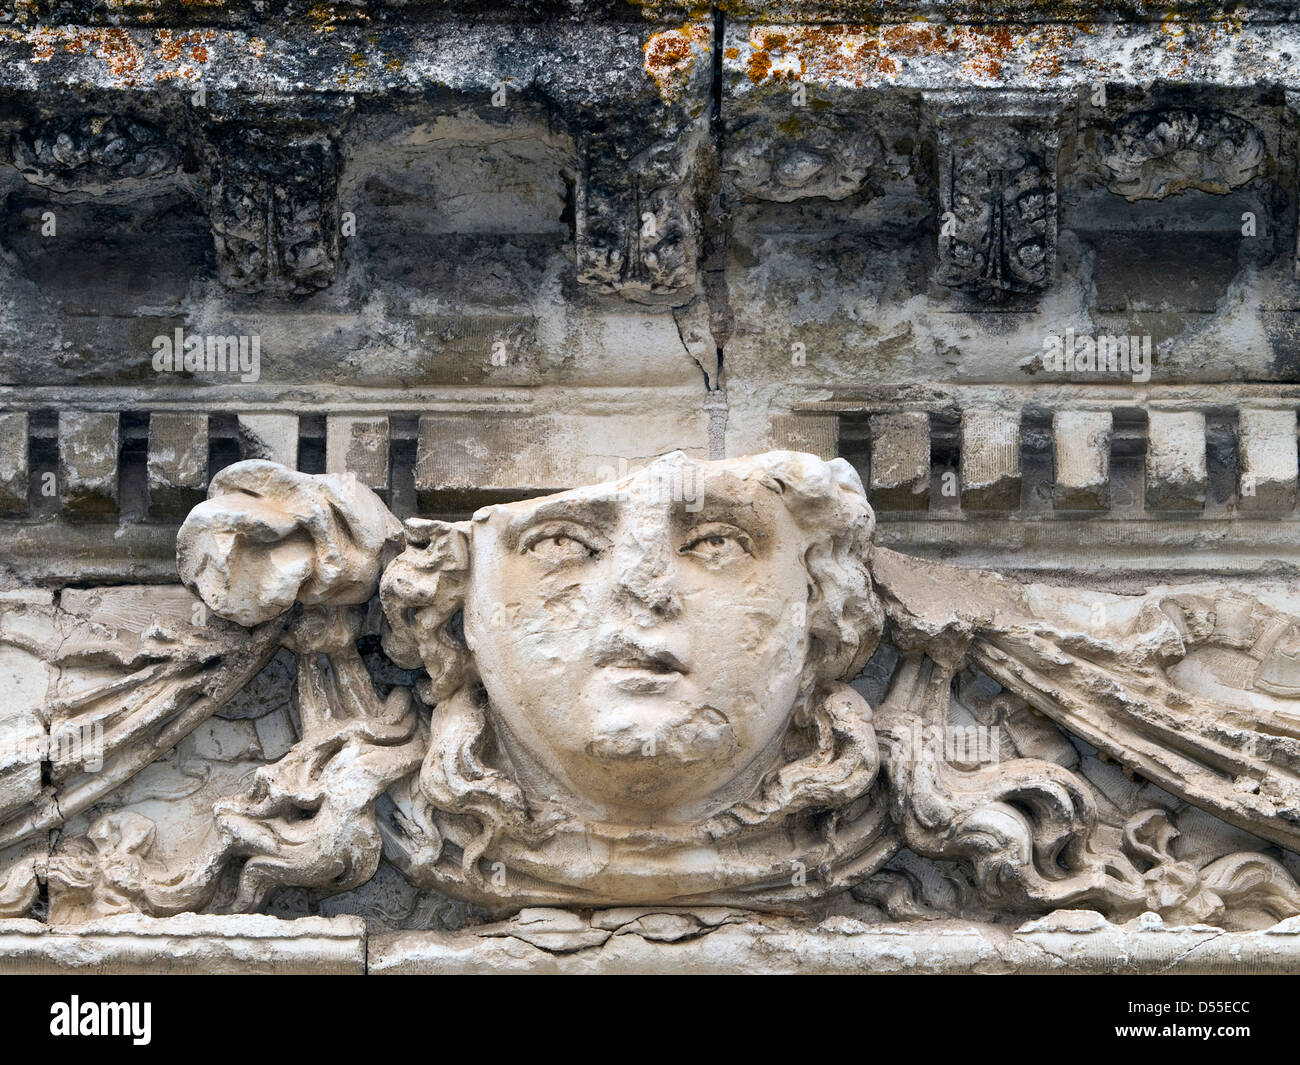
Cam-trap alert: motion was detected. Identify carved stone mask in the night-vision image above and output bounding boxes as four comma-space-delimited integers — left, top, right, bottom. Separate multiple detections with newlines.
378, 449, 888, 907
465, 451, 843, 823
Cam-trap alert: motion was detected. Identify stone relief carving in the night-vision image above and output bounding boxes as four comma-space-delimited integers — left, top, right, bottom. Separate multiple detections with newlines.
12, 114, 180, 194
200, 122, 344, 296
728, 114, 882, 202
575, 132, 699, 295
377, 451, 886, 910
936, 119, 1057, 300
1102, 108, 1266, 202
2, 451, 1299, 933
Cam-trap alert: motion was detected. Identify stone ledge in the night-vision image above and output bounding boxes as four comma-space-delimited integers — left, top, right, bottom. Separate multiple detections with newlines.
370, 911, 1300, 975
5, 910, 1300, 974
0, 915, 367, 975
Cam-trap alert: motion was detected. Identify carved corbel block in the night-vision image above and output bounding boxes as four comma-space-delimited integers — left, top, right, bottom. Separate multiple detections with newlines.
961, 408, 1021, 511
147, 412, 209, 518
538, 23, 710, 297
198, 110, 346, 297
236, 413, 299, 467
869, 411, 930, 511
0, 412, 28, 516
727, 110, 882, 203
1238, 407, 1298, 513
326, 415, 390, 494
58, 411, 119, 520
574, 129, 699, 296
1145, 410, 1207, 512
1052, 409, 1112, 511
932, 95, 1060, 301
1287, 91, 1300, 282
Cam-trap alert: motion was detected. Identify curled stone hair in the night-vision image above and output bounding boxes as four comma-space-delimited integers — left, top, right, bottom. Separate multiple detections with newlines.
739, 450, 884, 688
379, 517, 471, 705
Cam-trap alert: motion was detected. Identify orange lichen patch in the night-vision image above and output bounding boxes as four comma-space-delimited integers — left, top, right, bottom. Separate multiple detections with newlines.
747, 26, 891, 87
22, 26, 64, 64
949, 25, 1020, 83
725, 46, 738, 60
153, 30, 209, 65
96, 29, 147, 83
746, 27, 813, 84
742, 22, 1051, 88
156, 64, 198, 83
9, 26, 227, 87
643, 22, 709, 100
154, 33, 180, 61
307, 2, 368, 32
1023, 24, 1072, 81
879, 24, 959, 58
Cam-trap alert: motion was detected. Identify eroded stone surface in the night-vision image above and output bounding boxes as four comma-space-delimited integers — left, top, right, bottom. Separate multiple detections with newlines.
0, 453, 1294, 942
0, 0, 1298, 976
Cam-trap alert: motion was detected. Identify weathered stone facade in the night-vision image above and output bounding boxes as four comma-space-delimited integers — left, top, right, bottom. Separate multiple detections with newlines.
1, 0, 1299, 975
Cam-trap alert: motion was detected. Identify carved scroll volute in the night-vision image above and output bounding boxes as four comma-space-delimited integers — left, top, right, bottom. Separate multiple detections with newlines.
12, 113, 181, 194
1102, 108, 1265, 202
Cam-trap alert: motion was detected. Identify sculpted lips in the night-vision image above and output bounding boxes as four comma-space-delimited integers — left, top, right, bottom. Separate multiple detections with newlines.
594, 634, 688, 693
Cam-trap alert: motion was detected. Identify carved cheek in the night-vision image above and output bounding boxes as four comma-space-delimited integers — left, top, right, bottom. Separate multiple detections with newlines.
510, 567, 602, 664
726, 564, 811, 695
677, 565, 806, 698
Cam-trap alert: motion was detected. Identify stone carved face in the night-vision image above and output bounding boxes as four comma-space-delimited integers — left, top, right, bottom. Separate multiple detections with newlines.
463, 456, 815, 823
379, 450, 887, 906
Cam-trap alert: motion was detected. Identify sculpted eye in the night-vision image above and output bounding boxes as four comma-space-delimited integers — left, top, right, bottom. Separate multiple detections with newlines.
521, 522, 603, 563
679, 523, 753, 564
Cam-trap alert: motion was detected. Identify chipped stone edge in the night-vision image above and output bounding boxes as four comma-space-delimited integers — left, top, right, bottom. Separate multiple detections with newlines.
0, 914, 367, 975
370, 912, 1300, 975
5, 911, 1300, 975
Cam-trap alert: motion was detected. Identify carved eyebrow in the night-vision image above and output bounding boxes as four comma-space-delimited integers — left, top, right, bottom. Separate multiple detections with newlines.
671, 491, 771, 548
503, 498, 617, 546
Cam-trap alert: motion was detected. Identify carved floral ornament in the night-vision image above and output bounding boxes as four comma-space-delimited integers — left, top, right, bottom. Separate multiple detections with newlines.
3, 452, 1300, 928
1101, 108, 1267, 202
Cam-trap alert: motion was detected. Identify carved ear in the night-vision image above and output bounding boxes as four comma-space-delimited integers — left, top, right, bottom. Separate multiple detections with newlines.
380, 519, 472, 704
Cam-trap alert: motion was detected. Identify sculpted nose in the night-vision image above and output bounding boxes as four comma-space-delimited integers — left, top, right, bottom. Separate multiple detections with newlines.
612, 528, 681, 621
